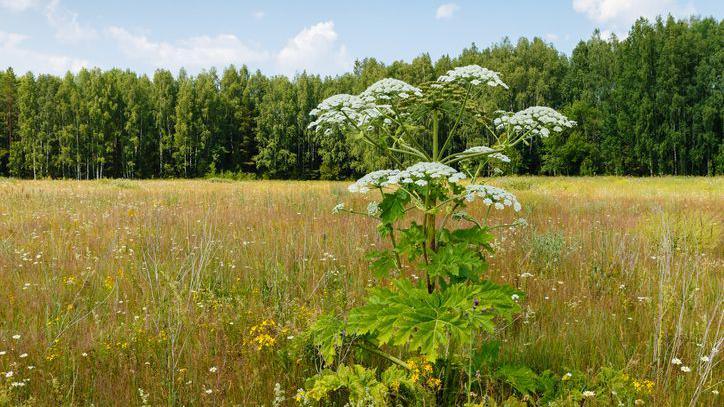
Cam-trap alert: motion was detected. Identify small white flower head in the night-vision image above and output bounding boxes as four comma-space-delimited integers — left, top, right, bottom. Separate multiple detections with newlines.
712, 389, 719, 395
205, 388, 213, 394
4, 371, 13, 378
511, 294, 520, 301
389, 162, 465, 186
680, 366, 691, 373
515, 217, 529, 227
496, 106, 576, 137
367, 201, 380, 216
456, 146, 511, 163
582, 390, 595, 398
12, 335, 21, 340
19, 353, 27, 358
700, 356, 710, 363
0, 351, 6, 356
671, 357, 682, 365
332, 202, 345, 214
209, 366, 218, 373
348, 169, 401, 193
465, 184, 521, 212
360, 78, 422, 103
437, 65, 509, 89
308, 94, 383, 131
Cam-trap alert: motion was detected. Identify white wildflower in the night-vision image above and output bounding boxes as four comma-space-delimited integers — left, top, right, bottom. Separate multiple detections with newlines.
496, 106, 575, 136
700, 356, 710, 363
332, 203, 345, 214
582, 390, 595, 398
367, 201, 380, 216
437, 65, 509, 89
511, 294, 520, 301
5, 371, 13, 378
348, 169, 401, 193
457, 146, 511, 163
671, 357, 682, 365
12, 335, 20, 340
464, 184, 521, 212
209, 366, 218, 373
18, 353, 27, 358
680, 366, 691, 373
360, 78, 422, 103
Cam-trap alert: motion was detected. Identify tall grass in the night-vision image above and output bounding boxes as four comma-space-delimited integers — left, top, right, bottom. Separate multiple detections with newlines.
0, 177, 721, 405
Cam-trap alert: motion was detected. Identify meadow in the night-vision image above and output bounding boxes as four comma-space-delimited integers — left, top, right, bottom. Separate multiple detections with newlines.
0, 177, 721, 406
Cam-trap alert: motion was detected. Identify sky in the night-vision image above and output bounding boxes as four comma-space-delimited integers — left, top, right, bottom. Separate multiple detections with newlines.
0, 0, 721, 77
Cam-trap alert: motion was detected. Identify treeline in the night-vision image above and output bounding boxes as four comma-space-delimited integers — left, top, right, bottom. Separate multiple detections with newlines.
0, 16, 721, 179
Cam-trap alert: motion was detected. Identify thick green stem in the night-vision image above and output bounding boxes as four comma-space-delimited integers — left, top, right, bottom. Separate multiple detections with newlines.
356, 341, 409, 370
432, 109, 440, 161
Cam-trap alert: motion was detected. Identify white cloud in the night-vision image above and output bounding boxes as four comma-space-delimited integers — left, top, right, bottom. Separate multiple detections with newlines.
573, 0, 696, 35
44, 0, 97, 43
106, 26, 270, 72
545, 33, 560, 41
0, 30, 88, 74
276, 21, 351, 76
0, 0, 38, 11
252, 10, 266, 20
435, 3, 459, 20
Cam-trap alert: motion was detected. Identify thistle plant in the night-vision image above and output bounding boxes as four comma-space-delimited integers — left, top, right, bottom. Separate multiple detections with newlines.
299, 65, 575, 405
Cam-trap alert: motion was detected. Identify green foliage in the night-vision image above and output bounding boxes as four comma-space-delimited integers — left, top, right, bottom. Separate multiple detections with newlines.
347, 280, 518, 361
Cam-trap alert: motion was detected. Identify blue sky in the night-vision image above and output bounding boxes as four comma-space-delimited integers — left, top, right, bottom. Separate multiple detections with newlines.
1, 0, 721, 76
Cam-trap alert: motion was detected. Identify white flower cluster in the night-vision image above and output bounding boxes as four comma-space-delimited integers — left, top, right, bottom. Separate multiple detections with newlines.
308, 94, 381, 132
360, 78, 422, 103
348, 169, 401, 193
457, 146, 511, 163
437, 65, 509, 89
347, 162, 467, 193
464, 184, 522, 211
494, 106, 576, 137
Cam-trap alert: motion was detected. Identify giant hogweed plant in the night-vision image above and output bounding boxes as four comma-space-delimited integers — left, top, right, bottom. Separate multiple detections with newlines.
298, 66, 575, 405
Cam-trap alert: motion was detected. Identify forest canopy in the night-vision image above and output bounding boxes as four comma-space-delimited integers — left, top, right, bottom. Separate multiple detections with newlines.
0, 16, 721, 179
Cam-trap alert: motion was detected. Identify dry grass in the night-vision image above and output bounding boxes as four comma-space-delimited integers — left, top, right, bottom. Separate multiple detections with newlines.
0, 177, 721, 406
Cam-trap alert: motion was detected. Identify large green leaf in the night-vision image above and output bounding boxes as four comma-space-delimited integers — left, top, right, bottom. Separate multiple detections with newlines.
308, 314, 345, 365
347, 279, 514, 361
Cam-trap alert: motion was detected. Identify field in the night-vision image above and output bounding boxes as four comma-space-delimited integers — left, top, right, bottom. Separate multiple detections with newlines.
0, 177, 721, 406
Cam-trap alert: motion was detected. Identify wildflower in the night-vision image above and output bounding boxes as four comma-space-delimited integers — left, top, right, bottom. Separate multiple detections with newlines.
464, 184, 521, 212
5, 371, 13, 378
348, 170, 401, 193
0, 351, 5, 356
515, 217, 529, 227
582, 390, 595, 398
671, 357, 682, 365
360, 78, 422, 103
712, 390, 719, 395
12, 335, 20, 340
700, 356, 710, 363
456, 146, 511, 163
495, 106, 575, 137
680, 366, 691, 373
205, 388, 213, 394
437, 65, 508, 89
332, 203, 345, 214
209, 366, 218, 373
511, 294, 520, 301
11, 381, 25, 387
562, 372, 572, 381
366, 201, 380, 216
19, 353, 27, 358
